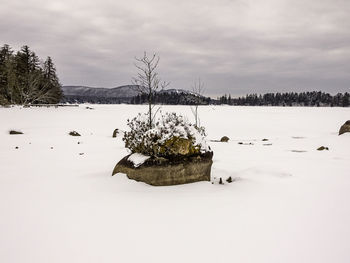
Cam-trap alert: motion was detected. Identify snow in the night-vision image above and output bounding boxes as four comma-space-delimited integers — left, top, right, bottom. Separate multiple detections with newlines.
0, 104, 350, 263
127, 153, 150, 167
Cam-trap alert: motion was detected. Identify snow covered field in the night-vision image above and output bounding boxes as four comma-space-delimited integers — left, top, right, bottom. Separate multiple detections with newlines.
1, 104, 349, 263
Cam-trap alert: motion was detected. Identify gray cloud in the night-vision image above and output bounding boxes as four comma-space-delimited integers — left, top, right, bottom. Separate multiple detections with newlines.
1, 0, 349, 96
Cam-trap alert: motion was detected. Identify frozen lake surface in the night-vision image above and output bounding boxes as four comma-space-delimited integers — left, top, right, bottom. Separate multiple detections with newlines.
1, 105, 349, 263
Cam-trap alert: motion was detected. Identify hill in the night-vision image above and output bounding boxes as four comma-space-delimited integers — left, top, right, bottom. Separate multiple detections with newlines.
61, 85, 210, 105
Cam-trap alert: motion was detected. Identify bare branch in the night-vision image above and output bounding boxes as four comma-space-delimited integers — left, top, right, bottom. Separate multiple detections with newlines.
190, 78, 205, 127
132, 51, 168, 128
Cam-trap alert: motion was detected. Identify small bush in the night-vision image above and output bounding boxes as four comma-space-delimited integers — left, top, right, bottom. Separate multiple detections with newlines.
123, 112, 209, 157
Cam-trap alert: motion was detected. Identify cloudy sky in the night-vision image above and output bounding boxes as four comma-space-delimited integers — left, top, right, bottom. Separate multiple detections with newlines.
1, 0, 350, 96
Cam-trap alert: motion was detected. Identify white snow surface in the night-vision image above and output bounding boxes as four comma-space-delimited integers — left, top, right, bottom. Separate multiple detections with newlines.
0, 104, 350, 263
127, 153, 150, 167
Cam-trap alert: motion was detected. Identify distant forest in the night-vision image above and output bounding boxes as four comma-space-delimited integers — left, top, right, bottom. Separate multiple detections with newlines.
62, 91, 211, 105
0, 44, 62, 105
217, 91, 350, 107
64, 91, 350, 107
131, 92, 211, 105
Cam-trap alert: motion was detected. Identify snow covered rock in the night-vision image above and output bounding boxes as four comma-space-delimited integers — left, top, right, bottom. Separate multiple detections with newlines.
116, 112, 213, 186
112, 151, 213, 186
339, 120, 350, 135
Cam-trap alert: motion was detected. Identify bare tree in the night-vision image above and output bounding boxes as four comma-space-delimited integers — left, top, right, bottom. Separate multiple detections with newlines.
132, 52, 169, 129
18, 71, 61, 105
190, 78, 204, 127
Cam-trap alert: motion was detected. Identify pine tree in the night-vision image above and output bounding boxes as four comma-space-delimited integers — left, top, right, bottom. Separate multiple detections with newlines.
342, 93, 350, 107
0, 45, 63, 105
0, 45, 13, 104
41, 56, 62, 103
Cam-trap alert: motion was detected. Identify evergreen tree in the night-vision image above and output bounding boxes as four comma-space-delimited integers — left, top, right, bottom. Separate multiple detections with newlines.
41, 56, 62, 103
0, 45, 13, 104
0, 44, 62, 105
342, 93, 350, 107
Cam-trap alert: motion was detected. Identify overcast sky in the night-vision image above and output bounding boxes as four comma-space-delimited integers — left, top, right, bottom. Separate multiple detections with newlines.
1, 0, 350, 96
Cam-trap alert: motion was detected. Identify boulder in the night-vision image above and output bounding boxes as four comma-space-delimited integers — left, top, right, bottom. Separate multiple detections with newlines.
161, 137, 200, 156
112, 151, 213, 186
339, 121, 350, 135
220, 136, 229, 142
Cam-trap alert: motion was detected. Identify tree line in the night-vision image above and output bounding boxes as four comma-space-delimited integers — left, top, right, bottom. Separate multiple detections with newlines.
62, 91, 211, 105
63, 90, 350, 107
0, 44, 62, 105
131, 91, 349, 107
131, 91, 211, 105
216, 91, 350, 107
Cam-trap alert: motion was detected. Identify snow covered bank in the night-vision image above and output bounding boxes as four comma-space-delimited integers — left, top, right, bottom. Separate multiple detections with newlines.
0, 105, 349, 263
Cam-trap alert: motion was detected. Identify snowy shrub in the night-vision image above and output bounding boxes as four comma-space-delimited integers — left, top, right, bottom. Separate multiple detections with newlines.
123, 112, 210, 157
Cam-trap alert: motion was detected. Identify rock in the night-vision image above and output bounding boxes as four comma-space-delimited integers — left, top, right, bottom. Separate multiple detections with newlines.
220, 136, 229, 142
226, 176, 233, 183
262, 138, 269, 141
9, 130, 23, 135
15, 146, 18, 149
162, 137, 196, 156
339, 120, 350, 135
317, 146, 329, 151
112, 151, 213, 186
219, 178, 223, 184
69, 131, 81, 136
112, 129, 119, 138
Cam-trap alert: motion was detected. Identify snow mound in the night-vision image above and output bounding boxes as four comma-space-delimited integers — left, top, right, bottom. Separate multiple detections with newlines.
127, 153, 150, 167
